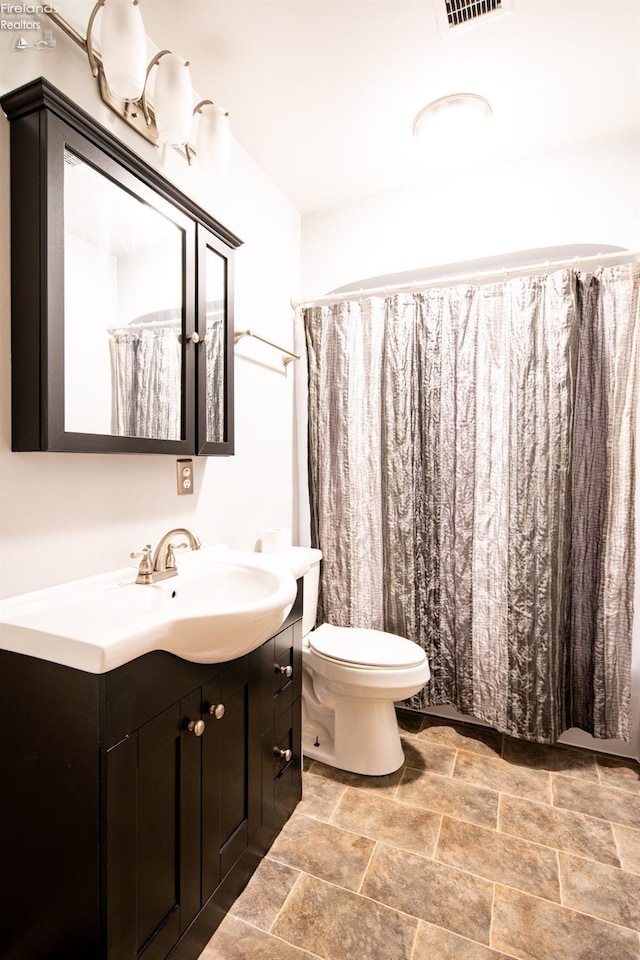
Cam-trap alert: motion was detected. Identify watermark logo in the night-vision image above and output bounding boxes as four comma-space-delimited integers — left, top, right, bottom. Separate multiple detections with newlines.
2, 4, 57, 49
13, 28, 55, 49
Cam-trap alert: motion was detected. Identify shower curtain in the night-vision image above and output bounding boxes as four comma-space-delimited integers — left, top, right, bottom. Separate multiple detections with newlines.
304, 264, 639, 744
110, 326, 182, 439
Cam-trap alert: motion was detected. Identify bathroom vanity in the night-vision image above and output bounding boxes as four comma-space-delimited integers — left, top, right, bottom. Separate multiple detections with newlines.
0, 585, 302, 960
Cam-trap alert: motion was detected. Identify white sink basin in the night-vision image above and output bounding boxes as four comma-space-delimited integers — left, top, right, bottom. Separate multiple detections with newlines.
0, 546, 298, 673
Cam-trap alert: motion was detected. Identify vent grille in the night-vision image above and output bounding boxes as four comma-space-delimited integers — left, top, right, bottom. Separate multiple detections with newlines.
433, 0, 511, 34
446, 0, 501, 27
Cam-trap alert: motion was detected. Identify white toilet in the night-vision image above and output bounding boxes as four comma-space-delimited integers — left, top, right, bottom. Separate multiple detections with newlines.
301, 552, 430, 776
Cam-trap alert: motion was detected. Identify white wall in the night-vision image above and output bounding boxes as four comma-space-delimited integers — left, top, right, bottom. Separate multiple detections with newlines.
300, 138, 640, 759
0, 48, 300, 599
302, 136, 640, 297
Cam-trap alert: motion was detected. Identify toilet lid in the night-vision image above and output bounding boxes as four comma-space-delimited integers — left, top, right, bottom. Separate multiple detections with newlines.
309, 624, 426, 668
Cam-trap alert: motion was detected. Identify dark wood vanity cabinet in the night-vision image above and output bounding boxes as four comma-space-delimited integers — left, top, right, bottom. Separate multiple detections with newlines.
0, 587, 303, 960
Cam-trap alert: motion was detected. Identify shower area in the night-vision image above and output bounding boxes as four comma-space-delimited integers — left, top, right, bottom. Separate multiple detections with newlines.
298, 250, 640, 757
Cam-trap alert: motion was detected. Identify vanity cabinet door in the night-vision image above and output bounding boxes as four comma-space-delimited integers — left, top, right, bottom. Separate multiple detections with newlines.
105, 690, 202, 960
201, 657, 250, 902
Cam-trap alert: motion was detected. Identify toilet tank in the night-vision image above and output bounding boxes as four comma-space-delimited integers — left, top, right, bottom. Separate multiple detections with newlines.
301, 552, 322, 636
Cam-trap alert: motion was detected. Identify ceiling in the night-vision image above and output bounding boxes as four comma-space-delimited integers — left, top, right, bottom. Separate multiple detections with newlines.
72, 1, 640, 214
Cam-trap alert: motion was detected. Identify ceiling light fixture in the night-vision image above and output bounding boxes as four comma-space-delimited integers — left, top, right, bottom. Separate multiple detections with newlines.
44, 1, 230, 173
412, 93, 492, 149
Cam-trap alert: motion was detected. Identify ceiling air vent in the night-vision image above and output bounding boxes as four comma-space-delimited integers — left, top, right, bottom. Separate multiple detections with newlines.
433, 0, 512, 35
448, 0, 500, 27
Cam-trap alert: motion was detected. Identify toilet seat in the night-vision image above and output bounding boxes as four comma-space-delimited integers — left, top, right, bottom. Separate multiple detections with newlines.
308, 623, 426, 669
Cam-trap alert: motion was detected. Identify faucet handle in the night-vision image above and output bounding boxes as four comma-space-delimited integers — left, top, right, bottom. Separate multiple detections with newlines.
131, 544, 153, 576
165, 541, 190, 570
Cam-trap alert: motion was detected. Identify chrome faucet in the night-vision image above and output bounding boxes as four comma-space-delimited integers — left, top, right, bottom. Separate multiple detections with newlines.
131, 528, 201, 584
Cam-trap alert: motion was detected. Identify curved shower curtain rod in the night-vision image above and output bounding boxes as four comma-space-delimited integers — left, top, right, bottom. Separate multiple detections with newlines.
293, 249, 640, 309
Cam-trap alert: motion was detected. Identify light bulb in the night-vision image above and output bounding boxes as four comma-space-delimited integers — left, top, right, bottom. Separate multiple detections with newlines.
197, 104, 231, 175
154, 53, 193, 146
100, 0, 147, 102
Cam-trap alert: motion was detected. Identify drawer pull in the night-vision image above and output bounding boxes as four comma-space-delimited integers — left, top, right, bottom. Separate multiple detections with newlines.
276, 664, 293, 678
209, 703, 225, 719
187, 719, 206, 737
274, 747, 292, 762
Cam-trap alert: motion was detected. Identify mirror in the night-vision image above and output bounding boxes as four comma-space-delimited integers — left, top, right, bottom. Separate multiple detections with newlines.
63, 152, 184, 440
204, 244, 226, 444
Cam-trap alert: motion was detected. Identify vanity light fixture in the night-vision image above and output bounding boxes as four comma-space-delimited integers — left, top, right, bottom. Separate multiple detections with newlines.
412, 92, 492, 148
44, 0, 231, 172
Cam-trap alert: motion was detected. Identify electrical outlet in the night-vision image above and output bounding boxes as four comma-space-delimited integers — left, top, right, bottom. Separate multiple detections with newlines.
176, 458, 194, 496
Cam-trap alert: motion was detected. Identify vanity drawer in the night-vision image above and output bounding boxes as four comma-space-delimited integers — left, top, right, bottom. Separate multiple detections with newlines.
261, 702, 301, 826
273, 703, 302, 820
273, 627, 295, 713
257, 621, 303, 726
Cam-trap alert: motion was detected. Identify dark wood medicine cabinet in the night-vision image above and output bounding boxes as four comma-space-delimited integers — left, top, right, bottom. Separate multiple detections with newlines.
0, 77, 241, 455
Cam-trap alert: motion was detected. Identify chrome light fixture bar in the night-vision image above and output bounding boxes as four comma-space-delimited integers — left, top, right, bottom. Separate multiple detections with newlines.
44, 1, 230, 172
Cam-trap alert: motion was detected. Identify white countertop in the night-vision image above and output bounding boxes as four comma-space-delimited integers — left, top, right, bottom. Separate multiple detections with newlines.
0, 544, 322, 674
259, 545, 322, 579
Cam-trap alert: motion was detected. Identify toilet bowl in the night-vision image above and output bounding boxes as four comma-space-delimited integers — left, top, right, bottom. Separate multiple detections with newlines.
299, 552, 430, 776
302, 624, 430, 775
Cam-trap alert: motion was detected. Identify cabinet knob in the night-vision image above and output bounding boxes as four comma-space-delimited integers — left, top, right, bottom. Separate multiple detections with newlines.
187, 719, 206, 737
274, 747, 292, 762
186, 331, 209, 345
209, 703, 225, 719
276, 664, 293, 678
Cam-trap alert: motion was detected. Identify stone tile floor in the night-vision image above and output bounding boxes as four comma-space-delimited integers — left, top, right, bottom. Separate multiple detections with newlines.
200, 711, 640, 960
